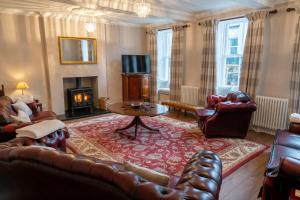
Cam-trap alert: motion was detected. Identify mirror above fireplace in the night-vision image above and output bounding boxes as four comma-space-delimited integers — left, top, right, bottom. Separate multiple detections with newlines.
58, 36, 97, 65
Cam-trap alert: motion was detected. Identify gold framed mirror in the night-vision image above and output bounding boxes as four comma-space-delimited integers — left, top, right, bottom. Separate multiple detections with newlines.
58, 36, 97, 65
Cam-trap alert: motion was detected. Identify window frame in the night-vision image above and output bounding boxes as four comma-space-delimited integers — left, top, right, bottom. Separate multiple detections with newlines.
157, 29, 173, 91
216, 17, 248, 95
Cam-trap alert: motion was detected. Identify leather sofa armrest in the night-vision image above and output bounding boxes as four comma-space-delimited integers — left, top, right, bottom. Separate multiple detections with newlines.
26, 101, 38, 113
0, 123, 32, 134
216, 101, 257, 113
266, 157, 300, 186
278, 157, 300, 179
289, 123, 300, 134
176, 150, 222, 199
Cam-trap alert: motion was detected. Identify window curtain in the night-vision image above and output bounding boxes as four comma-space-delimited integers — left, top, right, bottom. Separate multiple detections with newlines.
239, 11, 269, 97
289, 16, 300, 114
146, 29, 158, 102
170, 26, 185, 101
199, 20, 218, 106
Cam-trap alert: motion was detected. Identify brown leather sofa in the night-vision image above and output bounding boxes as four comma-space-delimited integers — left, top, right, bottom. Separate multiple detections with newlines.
0, 96, 57, 142
261, 125, 300, 200
0, 137, 223, 200
195, 91, 257, 138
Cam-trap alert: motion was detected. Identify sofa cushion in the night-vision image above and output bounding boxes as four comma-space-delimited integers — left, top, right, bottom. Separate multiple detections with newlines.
0, 96, 16, 125
30, 111, 56, 121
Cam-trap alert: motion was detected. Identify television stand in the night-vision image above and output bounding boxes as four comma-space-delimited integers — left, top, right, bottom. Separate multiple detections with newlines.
122, 74, 151, 102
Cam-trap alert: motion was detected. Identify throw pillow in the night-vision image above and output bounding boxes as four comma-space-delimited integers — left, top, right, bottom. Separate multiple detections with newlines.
10, 110, 31, 123
12, 100, 33, 116
123, 161, 170, 186
11, 94, 34, 104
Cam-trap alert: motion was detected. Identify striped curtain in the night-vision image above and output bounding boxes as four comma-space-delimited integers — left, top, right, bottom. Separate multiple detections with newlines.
146, 29, 158, 102
170, 26, 185, 101
239, 11, 269, 97
289, 16, 300, 114
199, 20, 217, 106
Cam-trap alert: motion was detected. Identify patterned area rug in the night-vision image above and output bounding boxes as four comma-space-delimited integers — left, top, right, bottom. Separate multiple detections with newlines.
66, 114, 268, 177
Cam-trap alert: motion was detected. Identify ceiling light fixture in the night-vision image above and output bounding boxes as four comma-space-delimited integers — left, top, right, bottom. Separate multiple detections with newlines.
134, 0, 151, 18
84, 21, 96, 33
72, 7, 110, 17
72, 7, 110, 33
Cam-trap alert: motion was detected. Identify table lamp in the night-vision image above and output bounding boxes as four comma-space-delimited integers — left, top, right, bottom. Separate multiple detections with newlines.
16, 82, 29, 95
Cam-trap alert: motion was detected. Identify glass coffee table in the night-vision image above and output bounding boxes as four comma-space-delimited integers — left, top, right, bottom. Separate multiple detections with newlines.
109, 102, 168, 139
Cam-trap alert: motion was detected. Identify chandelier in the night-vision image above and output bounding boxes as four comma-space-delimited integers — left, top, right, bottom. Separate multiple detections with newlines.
134, 0, 151, 18
72, 7, 110, 33
84, 21, 96, 33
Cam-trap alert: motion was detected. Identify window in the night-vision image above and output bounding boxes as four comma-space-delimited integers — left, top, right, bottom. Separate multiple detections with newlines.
157, 29, 173, 90
216, 18, 248, 95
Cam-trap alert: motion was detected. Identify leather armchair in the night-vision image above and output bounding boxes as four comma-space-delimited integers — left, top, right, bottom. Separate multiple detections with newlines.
196, 91, 257, 138
0, 138, 223, 200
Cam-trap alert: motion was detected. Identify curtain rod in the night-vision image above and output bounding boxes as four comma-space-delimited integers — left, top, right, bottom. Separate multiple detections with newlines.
198, 9, 278, 25
287, 8, 296, 12
146, 24, 190, 34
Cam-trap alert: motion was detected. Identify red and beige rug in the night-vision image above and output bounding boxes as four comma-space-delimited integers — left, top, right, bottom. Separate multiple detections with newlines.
66, 114, 268, 178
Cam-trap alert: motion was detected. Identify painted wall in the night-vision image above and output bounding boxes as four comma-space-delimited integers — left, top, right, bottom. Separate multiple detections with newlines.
0, 13, 48, 105
105, 24, 147, 104
0, 12, 146, 115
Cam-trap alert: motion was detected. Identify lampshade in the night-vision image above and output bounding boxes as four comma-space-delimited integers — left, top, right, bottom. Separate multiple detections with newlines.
16, 82, 29, 90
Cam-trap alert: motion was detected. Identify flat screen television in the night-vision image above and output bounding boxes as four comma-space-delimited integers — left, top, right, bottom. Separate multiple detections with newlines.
122, 55, 151, 74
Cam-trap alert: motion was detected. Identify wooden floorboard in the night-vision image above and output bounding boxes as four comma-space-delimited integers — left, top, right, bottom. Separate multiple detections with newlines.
166, 112, 274, 200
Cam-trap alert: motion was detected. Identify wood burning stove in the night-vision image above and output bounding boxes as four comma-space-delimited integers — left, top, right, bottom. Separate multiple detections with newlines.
67, 78, 94, 115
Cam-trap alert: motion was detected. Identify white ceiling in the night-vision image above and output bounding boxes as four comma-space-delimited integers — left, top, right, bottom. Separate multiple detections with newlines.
0, 0, 297, 25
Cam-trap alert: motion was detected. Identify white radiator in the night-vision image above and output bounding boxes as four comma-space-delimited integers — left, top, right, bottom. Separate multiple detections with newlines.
180, 85, 199, 106
252, 96, 289, 132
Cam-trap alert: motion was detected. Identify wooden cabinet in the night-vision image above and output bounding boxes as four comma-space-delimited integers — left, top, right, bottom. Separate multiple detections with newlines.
122, 74, 151, 102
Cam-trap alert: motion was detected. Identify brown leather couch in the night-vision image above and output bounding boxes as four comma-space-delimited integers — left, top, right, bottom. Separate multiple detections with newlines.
261, 125, 300, 200
195, 91, 257, 138
0, 137, 223, 200
0, 96, 57, 142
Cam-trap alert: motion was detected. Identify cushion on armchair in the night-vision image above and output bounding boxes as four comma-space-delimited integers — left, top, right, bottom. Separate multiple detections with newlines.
10, 110, 31, 123
12, 100, 33, 116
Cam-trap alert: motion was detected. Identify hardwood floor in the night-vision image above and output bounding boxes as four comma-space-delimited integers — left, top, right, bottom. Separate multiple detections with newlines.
165, 111, 274, 200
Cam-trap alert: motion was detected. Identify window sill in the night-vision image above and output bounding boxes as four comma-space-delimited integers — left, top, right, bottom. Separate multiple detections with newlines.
158, 88, 170, 95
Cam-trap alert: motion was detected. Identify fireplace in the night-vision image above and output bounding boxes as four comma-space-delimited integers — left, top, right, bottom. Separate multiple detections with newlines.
67, 78, 94, 115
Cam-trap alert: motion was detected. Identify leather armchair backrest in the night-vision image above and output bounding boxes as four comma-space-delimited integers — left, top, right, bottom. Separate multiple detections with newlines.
226, 91, 251, 103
